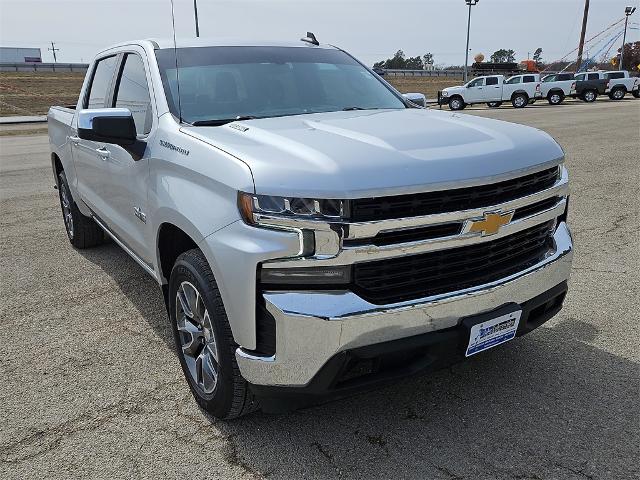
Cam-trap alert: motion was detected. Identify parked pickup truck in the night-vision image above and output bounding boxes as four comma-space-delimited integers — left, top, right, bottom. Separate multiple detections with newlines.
49, 37, 573, 418
572, 71, 608, 102
440, 74, 542, 110
540, 72, 576, 105
603, 70, 640, 100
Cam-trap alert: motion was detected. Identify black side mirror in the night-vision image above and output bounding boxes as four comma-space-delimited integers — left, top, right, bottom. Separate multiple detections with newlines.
78, 108, 137, 146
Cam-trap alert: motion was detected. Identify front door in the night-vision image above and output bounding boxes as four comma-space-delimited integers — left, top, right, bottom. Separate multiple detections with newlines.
99, 52, 155, 264
465, 77, 486, 103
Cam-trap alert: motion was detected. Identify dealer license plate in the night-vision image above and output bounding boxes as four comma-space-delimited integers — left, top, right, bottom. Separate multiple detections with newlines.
465, 310, 521, 357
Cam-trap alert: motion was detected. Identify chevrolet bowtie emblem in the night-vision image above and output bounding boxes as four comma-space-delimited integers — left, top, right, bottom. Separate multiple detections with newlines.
466, 210, 514, 236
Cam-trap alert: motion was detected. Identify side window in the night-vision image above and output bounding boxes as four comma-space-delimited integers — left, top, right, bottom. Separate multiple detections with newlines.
587, 73, 599, 80
523, 76, 535, 83
114, 54, 153, 135
558, 74, 573, 81
575, 74, 585, 81
543, 75, 556, 83
506, 76, 521, 84
86, 56, 118, 109
469, 78, 484, 87
486, 77, 499, 85
607, 72, 624, 79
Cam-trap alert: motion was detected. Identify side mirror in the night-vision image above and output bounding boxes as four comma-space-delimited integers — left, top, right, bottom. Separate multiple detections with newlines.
78, 108, 137, 146
402, 92, 427, 108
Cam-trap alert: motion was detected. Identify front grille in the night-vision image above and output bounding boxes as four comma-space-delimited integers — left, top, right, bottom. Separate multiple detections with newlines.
353, 222, 554, 304
349, 167, 559, 222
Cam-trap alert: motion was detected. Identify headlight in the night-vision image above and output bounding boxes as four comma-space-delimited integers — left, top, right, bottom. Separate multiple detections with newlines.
259, 265, 352, 285
442, 91, 449, 97
238, 192, 346, 224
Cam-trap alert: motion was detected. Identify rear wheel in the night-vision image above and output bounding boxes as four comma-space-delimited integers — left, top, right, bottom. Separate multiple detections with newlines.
548, 92, 564, 105
169, 248, 258, 419
448, 96, 465, 111
582, 90, 597, 102
512, 93, 528, 108
486, 102, 502, 108
57, 171, 105, 249
609, 87, 626, 100
632, 90, 640, 98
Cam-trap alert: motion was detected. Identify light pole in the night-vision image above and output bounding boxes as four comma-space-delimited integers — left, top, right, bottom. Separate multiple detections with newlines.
620, 6, 636, 70
464, 0, 479, 83
194, 0, 200, 37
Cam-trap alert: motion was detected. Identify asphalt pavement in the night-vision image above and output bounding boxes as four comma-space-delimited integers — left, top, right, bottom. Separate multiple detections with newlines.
1, 99, 638, 479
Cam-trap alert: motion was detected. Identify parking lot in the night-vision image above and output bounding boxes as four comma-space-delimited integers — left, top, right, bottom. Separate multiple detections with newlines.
1, 100, 638, 479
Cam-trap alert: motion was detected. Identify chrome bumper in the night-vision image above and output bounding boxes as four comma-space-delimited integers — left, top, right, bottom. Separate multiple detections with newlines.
236, 222, 573, 387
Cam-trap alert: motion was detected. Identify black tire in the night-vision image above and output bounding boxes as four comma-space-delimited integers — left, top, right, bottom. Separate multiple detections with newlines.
448, 96, 465, 111
632, 90, 639, 99
547, 91, 564, 105
169, 248, 258, 420
582, 90, 597, 102
609, 87, 626, 100
57, 171, 105, 249
511, 93, 528, 108
486, 102, 502, 108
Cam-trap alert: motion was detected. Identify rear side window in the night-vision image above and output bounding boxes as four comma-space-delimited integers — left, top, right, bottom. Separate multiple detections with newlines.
523, 76, 535, 83
486, 77, 499, 85
587, 73, 600, 80
605, 72, 624, 79
86, 56, 118, 109
114, 54, 153, 134
506, 76, 521, 84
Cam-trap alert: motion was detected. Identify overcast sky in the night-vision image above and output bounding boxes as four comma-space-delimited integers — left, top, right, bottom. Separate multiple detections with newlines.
0, 0, 638, 67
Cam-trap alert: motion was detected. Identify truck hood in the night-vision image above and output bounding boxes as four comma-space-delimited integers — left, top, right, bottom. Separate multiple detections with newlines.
182, 108, 563, 198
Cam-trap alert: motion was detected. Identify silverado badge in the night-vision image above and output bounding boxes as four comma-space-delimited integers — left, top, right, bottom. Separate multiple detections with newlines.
466, 210, 514, 236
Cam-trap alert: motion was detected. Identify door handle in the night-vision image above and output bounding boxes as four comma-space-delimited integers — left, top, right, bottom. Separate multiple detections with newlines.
69, 135, 80, 145
96, 147, 111, 160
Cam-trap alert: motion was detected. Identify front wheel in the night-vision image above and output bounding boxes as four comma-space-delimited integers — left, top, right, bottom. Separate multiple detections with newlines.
632, 90, 639, 98
169, 248, 258, 419
487, 102, 502, 108
609, 88, 626, 100
548, 92, 564, 105
448, 97, 465, 111
512, 93, 528, 108
582, 90, 597, 102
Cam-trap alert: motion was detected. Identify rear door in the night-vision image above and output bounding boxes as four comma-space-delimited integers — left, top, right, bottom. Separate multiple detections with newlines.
484, 76, 502, 101
99, 51, 155, 263
72, 55, 119, 215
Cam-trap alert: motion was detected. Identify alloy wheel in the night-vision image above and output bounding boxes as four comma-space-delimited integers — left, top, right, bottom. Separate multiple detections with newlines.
60, 185, 74, 239
550, 94, 561, 104
175, 281, 219, 394
613, 89, 625, 100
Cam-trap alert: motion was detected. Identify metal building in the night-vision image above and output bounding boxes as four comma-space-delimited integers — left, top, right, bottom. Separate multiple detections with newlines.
0, 47, 42, 63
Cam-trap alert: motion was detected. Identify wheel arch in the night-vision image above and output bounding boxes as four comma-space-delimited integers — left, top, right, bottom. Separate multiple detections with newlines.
511, 89, 529, 100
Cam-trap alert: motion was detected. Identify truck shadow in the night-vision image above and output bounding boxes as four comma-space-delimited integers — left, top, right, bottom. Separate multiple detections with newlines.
78, 243, 637, 479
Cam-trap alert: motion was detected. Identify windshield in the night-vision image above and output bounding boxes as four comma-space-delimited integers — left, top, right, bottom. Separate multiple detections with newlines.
155, 46, 406, 124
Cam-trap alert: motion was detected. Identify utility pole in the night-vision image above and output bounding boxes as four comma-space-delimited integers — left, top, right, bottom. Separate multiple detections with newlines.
464, 0, 479, 83
48, 41, 60, 62
193, 0, 200, 37
576, 0, 590, 72
620, 6, 637, 70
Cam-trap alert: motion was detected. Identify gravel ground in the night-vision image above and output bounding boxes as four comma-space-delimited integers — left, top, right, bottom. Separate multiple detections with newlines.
0, 99, 638, 480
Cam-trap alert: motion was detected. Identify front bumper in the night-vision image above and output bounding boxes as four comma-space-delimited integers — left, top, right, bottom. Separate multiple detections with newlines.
236, 222, 573, 388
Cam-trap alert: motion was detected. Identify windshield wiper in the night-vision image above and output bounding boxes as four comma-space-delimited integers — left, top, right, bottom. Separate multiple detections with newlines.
342, 106, 367, 111
192, 115, 258, 126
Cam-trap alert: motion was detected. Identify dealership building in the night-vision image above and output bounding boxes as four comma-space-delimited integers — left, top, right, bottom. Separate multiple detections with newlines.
0, 47, 42, 63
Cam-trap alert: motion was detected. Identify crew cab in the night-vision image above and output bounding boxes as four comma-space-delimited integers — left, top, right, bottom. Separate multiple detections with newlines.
440, 74, 542, 110
540, 72, 576, 105
602, 70, 640, 100
48, 37, 573, 418
571, 71, 608, 102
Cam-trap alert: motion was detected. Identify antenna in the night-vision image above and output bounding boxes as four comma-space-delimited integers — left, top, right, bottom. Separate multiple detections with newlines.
170, 0, 183, 123
301, 32, 319, 46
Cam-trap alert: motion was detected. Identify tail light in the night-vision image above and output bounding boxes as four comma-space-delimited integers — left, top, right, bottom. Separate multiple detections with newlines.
606, 80, 610, 88
536, 84, 541, 92
571, 82, 576, 90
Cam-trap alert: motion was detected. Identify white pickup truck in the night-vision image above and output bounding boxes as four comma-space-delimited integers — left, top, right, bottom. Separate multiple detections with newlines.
540, 72, 576, 105
48, 37, 573, 418
603, 70, 640, 100
440, 74, 542, 110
